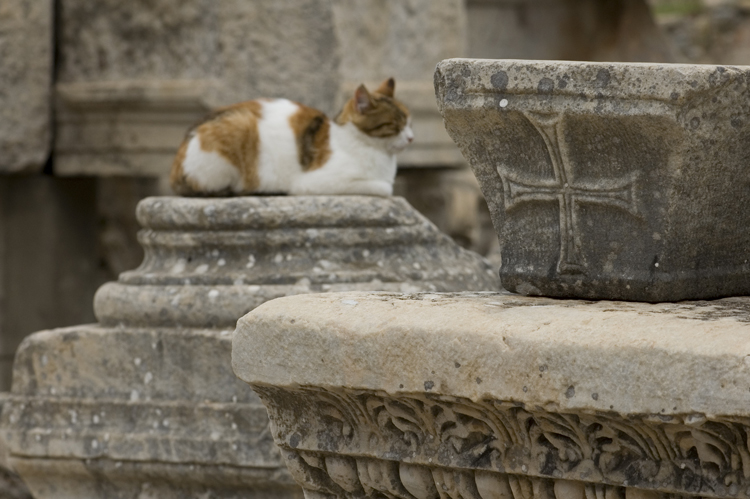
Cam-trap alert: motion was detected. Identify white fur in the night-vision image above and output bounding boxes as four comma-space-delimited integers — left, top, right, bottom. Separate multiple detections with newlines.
255, 99, 303, 193
182, 99, 413, 196
290, 122, 404, 196
182, 135, 243, 192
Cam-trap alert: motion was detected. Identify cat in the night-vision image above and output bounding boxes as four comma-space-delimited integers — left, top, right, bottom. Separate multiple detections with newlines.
170, 78, 413, 197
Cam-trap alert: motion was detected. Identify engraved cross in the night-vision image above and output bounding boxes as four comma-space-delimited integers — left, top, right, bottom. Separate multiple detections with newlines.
498, 113, 638, 275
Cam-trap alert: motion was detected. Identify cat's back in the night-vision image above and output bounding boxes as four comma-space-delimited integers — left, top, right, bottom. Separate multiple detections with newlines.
170, 98, 332, 195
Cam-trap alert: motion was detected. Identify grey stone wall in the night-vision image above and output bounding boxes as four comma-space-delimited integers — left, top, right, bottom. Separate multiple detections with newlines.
0, 0, 53, 173
467, 0, 674, 62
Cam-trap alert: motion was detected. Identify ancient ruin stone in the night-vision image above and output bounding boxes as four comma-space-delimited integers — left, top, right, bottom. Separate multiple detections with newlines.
0, 0, 52, 173
435, 59, 750, 302
233, 291, 750, 499
54, 0, 467, 176
1, 196, 496, 498
95, 196, 497, 328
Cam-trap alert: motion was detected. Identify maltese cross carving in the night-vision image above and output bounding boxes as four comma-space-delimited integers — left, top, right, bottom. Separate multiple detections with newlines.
498, 112, 638, 275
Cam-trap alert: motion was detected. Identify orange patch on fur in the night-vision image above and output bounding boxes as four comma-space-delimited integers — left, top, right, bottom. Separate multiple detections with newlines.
288, 103, 332, 171
170, 101, 263, 195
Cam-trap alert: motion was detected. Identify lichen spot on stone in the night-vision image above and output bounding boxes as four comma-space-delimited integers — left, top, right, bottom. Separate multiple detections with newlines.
424, 381, 435, 391
565, 386, 575, 398
208, 289, 220, 299
500, 99, 508, 108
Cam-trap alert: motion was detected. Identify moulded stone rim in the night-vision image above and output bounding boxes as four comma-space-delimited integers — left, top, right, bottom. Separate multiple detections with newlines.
136, 196, 425, 231
435, 58, 750, 106
233, 292, 750, 418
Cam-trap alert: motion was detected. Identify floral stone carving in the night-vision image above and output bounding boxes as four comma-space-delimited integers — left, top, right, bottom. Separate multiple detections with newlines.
233, 292, 750, 499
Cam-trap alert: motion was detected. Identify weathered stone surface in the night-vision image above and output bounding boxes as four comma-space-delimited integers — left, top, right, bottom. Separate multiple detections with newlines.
95, 196, 497, 328
467, 0, 674, 63
54, 0, 468, 176
0, 0, 52, 173
435, 59, 750, 302
234, 291, 750, 499
3, 325, 301, 499
55, 0, 341, 176
2, 195, 496, 498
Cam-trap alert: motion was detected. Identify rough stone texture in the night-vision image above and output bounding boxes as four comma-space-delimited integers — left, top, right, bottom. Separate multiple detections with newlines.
54, 0, 466, 176
0, 0, 53, 173
55, 0, 341, 176
3, 325, 301, 499
1, 196, 496, 498
435, 59, 750, 302
467, 0, 674, 63
94, 196, 497, 328
234, 291, 750, 499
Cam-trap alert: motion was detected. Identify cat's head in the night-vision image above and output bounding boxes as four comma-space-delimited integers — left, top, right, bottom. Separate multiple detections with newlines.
336, 78, 414, 153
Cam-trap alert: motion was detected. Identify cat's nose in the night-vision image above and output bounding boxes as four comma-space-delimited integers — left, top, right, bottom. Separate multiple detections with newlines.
407, 136, 414, 143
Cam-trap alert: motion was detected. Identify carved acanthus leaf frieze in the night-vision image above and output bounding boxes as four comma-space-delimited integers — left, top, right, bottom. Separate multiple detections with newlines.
253, 385, 750, 499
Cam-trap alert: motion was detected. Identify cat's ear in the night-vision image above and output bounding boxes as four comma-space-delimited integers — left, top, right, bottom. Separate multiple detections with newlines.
354, 84, 374, 113
376, 77, 395, 98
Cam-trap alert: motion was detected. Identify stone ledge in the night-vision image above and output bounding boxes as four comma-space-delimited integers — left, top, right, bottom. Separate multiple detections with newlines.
233, 292, 750, 417
233, 291, 750, 499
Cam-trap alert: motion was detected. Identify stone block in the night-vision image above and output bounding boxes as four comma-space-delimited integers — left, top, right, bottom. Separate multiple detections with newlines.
233, 291, 750, 499
467, 0, 674, 63
435, 59, 750, 301
4, 325, 302, 499
1, 195, 497, 497
0, 0, 53, 173
55, 0, 341, 176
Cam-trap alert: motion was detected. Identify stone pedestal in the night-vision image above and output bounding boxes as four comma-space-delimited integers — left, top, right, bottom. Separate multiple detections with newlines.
435, 59, 750, 302
233, 291, 750, 499
1, 196, 496, 498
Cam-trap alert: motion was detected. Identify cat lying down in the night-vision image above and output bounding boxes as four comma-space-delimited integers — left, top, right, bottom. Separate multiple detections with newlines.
170, 78, 413, 197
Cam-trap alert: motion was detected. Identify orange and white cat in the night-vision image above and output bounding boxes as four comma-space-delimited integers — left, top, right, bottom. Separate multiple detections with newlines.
170, 78, 413, 197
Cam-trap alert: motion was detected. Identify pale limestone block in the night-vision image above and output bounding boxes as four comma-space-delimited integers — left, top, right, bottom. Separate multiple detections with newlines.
0, 0, 52, 173
233, 291, 750, 499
